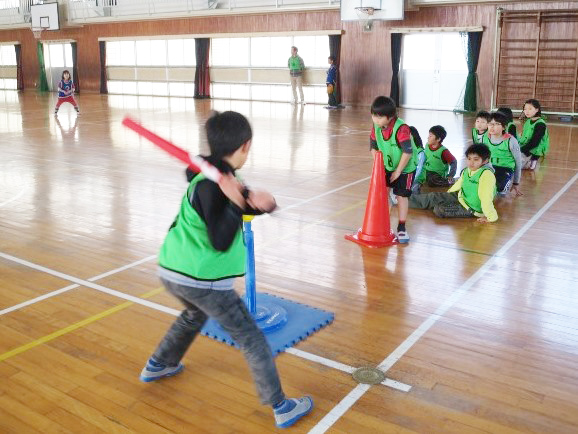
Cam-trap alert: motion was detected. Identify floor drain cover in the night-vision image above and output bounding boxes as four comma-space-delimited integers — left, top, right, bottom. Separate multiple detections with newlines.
352, 367, 386, 384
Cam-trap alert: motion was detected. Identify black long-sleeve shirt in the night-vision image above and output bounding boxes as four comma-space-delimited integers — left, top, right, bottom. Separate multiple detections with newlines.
185, 156, 263, 251
521, 121, 546, 156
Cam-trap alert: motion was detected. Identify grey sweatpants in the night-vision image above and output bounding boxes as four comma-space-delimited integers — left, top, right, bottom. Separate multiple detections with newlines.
409, 191, 475, 218
151, 277, 285, 406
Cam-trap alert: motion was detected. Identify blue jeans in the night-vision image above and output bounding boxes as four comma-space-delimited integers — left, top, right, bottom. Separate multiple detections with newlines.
152, 277, 286, 405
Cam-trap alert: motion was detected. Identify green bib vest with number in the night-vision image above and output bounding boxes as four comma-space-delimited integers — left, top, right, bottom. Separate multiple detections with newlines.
374, 118, 417, 173
483, 134, 516, 170
520, 118, 550, 157
460, 166, 495, 214
159, 174, 246, 280
424, 144, 450, 177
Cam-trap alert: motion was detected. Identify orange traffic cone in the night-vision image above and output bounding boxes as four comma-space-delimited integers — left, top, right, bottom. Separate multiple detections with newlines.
345, 151, 397, 248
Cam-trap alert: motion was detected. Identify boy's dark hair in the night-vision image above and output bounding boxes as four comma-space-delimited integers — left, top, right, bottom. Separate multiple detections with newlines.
465, 144, 491, 161
409, 126, 423, 148
524, 98, 542, 117
429, 125, 447, 143
328, 56, 335, 62
475, 110, 491, 121
489, 111, 508, 128
370, 96, 397, 118
497, 107, 514, 123
205, 111, 252, 159
61, 70, 71, 80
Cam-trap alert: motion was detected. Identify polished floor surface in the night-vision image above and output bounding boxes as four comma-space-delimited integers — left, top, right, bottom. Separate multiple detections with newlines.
1, 91, 578, 433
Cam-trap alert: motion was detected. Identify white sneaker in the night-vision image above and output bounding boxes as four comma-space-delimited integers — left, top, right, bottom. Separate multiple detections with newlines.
529, 159, 538, 170
274, 397, 313, 428
397, 230, 410, 244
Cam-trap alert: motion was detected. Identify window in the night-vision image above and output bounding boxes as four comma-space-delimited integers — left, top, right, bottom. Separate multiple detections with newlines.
107, 38, 196, 97
168, 39, 196, 66
211, 38, 250, 67
0, 45, 17, 65
292, 36, 330, 68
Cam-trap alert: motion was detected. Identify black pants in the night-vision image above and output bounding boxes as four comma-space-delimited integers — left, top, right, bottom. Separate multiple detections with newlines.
493, 166, 513, 193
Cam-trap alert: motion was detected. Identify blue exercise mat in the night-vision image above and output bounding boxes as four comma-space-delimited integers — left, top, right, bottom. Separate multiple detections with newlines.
201, 292, 334, 355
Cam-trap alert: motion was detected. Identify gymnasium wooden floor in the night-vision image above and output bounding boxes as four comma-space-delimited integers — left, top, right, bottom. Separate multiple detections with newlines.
1, 90, 578, 433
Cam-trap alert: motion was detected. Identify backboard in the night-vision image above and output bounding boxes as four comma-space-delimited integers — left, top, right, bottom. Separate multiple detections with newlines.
31, 3, 60, 31
341, 0, 404, 21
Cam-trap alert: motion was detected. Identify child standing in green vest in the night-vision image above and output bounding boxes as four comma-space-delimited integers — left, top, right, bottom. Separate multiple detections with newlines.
483, 111, 523, 197
519, 99, 549, 171
415, 125, 457, 189
140, 111, 313, 429
369, 96, 417, 243
409, 144, 498, 223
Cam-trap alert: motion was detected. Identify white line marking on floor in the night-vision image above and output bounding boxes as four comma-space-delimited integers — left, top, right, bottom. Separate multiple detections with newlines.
309, 172, 578, 433
286, 348, 411, 393
268, 176, 370, 216
0, 186, 27, 208
0, 252, 179, 316
0, 255, 157, 317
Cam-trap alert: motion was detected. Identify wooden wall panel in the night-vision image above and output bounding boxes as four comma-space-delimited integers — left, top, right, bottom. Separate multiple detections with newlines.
497, 9, 578, 113
1, 2, 576, 107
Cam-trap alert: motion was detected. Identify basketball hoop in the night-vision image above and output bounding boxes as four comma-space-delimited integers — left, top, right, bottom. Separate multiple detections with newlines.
31, 27, 44, 40
355, 7, 376, 32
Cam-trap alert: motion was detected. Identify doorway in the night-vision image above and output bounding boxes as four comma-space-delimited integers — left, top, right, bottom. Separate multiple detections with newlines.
400, 33, 468, 111
43, 43, 74, 92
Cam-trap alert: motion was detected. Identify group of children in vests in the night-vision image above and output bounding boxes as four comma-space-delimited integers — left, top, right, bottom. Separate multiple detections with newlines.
371, 96, 550, 240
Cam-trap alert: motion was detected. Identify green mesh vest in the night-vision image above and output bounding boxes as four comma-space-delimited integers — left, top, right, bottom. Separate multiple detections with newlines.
520, 118, 550, 157
460, 166, 495, 213
159, 174, 246, 280
374, 118, 417, 173
424, 144, 450, 177
288, 56, 301, 71
472, 128, 487, 145
483, 134, 516, 170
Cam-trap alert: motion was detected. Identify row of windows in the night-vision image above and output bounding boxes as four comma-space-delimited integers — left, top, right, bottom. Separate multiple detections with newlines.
107, 40, 197, 67
106, 36, 330, 68
107, 80, 329, 103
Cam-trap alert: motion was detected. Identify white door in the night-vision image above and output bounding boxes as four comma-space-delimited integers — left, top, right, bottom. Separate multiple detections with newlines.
43, 43, 74, 92
400, 33, 468, 111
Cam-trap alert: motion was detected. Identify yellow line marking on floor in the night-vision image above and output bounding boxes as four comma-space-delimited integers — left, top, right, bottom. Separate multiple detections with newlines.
0, 287, 164, 362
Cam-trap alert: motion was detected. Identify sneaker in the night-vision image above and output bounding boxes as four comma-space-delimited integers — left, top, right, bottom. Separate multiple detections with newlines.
140, 358, 184, 382
397, 230, 410, 244
529, 159, 538, 170
274, 397, 313, 428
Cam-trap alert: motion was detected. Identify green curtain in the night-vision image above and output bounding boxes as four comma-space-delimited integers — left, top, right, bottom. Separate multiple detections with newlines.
464, 32, 483, 112
37, 42, 49, 92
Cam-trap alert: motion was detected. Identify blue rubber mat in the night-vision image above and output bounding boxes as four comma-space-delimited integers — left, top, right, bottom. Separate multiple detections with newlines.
201, 293, 334, 355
